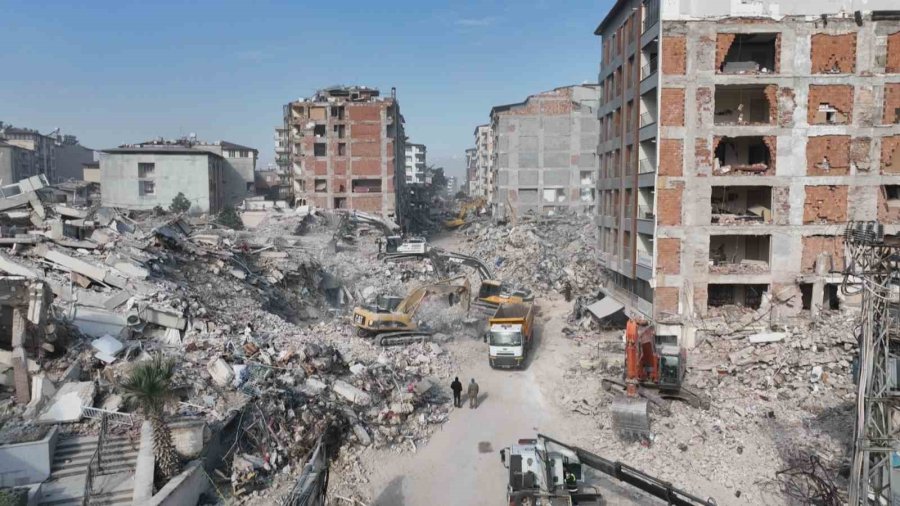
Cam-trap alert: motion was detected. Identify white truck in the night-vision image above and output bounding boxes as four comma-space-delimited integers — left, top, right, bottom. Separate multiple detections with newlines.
487, 303, 535, 369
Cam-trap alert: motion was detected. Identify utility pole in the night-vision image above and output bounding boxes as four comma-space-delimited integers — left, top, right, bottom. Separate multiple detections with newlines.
843, 221, 900, 504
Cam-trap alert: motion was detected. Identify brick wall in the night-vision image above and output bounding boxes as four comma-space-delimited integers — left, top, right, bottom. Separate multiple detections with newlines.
883, 136, 900, 173
658, 139, 683, 176
807, 85, 853, 124
348, 104, 382, 121
654, 287, 679, 317
801, 236, 845, 273
888, 31, 900, 73
660, 88, 685, 126
656, 238, 681, 275
884, 83, 900, 124
806, 135, 850, 175
715, 33, 736, 72
804, 185, 849, 223
657, 183, 684, 226
810, 33, 857, 74
662, 36, 686, 75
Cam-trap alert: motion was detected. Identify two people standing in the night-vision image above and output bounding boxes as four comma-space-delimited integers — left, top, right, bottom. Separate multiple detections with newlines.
450, 377, 480, 408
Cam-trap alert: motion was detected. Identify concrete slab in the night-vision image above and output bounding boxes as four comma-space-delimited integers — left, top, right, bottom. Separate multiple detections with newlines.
37, 382, 95, 424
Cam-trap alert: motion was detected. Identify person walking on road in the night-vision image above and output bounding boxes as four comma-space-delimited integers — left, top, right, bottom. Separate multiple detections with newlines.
468, 378, 480, 409
450, 377, 463, 408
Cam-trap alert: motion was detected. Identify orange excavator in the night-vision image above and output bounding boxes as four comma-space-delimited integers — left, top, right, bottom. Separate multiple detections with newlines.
602, 319, 709, 439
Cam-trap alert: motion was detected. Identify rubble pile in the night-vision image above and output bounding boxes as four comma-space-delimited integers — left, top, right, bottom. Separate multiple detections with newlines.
0, 181, 464, 500
460, 217, 600, 294
557, 311, 857, 504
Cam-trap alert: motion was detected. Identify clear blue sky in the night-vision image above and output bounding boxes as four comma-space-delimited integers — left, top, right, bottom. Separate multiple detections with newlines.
0, 0, 611, 177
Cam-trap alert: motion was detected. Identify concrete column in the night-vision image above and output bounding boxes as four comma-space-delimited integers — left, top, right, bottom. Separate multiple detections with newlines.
811, 252, 830, 321
12, 308, 30, 404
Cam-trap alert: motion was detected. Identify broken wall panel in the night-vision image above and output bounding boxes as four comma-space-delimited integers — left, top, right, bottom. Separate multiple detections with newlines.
807, 85, 853, 124
810, 33, 857, 74
803, 185, 849, 224
806, 135, 851, 175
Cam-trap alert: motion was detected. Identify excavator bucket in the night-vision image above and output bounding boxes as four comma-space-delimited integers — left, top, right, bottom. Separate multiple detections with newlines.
610, 395, 650, 439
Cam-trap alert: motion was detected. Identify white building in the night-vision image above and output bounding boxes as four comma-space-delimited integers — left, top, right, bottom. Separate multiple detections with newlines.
404, 143, 426, 184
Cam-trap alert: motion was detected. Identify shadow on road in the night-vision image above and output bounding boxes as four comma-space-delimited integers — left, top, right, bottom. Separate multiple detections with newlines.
373, 476, 405, 506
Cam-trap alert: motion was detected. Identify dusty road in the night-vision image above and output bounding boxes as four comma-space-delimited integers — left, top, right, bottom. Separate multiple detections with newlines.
359, 293, 655, 505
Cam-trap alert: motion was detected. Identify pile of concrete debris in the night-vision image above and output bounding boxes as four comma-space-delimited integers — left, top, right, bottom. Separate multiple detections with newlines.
0, 181, 458, 500
461, 216, 600, 295
558, 310, 857, 504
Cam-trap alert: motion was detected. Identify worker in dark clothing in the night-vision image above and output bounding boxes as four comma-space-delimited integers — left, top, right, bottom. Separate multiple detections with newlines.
565, 470, 578, 492
450, 377, 463, 407
468, 378, 480, 408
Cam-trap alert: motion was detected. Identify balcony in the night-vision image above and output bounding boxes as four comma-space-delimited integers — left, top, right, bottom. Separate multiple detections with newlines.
641, 57, 658, 82
638, 158, 655, 174
637, 251, 652, 268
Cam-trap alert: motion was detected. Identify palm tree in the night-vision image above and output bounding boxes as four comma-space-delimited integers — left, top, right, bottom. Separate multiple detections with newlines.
119, 354, 181, 482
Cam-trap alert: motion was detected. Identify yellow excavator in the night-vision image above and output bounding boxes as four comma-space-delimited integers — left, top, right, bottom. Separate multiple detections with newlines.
445, 197, 486, 229
352, 276, 470, 346
428, 248, 533, 316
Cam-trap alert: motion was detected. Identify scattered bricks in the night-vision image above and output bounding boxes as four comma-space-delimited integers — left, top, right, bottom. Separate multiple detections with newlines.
888, 31, 900, 73
662, 36, 686, 75
660, 88, 685, 127
884, 83, 900, 125
696, 87, 712, 128
883, 136, 900, 173
657, 183, 684, 226
810, 33, 857, 74
850, 137, 872, 172
654, 286, 680, 318
806, 136, 851, 175
807, 85, 853, 124
656, 238, 681, 275
801, 236, 845, 273
658, 139, 683, 176
779, 87, 796, 127
804, 186, 849, 224
715, 33, 736, 72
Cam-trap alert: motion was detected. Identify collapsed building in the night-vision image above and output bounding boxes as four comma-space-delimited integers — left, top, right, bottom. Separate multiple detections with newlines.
280, 86, 407, 224
594, 0, 900, 345
490, 85, 602, 219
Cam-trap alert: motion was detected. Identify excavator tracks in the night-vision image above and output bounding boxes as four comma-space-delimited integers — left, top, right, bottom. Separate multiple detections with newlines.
601, 378, 710, 411
375, 331, 434, 347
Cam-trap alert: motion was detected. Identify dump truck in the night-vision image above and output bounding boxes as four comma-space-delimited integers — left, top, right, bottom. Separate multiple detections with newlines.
487, 302, 534, 369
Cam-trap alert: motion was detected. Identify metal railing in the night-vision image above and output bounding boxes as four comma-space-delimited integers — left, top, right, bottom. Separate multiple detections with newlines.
82, 406, 135, 428
82, 414, 108, 506
637, 252, 653, 268
638, 158, 655, 174
640, 112, 656, 128
637, 205, 655, 220
640, 58, 658, 81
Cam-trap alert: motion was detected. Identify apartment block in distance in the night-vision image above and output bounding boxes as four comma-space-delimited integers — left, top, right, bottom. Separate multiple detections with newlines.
465, 148, 478, 196
404, 143, 427, 184
100, 141, 226, 214
490, 85, 601, 219
468, 124, 493, 201
595, 0, 900, 345
282, 86, 405, 220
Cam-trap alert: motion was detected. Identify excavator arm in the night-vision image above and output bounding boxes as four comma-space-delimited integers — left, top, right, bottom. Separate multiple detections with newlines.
538, 434, 716, 506
428, 248, 495, 281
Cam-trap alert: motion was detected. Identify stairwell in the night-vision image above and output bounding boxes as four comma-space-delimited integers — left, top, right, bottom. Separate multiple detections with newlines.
38, 433, 139, 506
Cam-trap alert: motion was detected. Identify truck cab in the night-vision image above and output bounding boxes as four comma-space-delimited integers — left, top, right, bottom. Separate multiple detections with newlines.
488, 303, 534, 369
500, 438, 597, 506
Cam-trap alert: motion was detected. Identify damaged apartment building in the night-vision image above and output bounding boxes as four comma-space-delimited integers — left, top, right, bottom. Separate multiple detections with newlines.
490, 86, 601, 218
281, 86, 406, 222
595, 0, 900, 345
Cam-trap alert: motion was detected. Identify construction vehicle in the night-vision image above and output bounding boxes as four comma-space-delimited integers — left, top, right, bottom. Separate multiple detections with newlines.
444, 197, 486, 229
487, 303, 535, 369
351, 276, 469, 346
602, 319, 709, 439
428, 248, 533, 315
332, 210, 428, 257
500, 434, 716, 506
